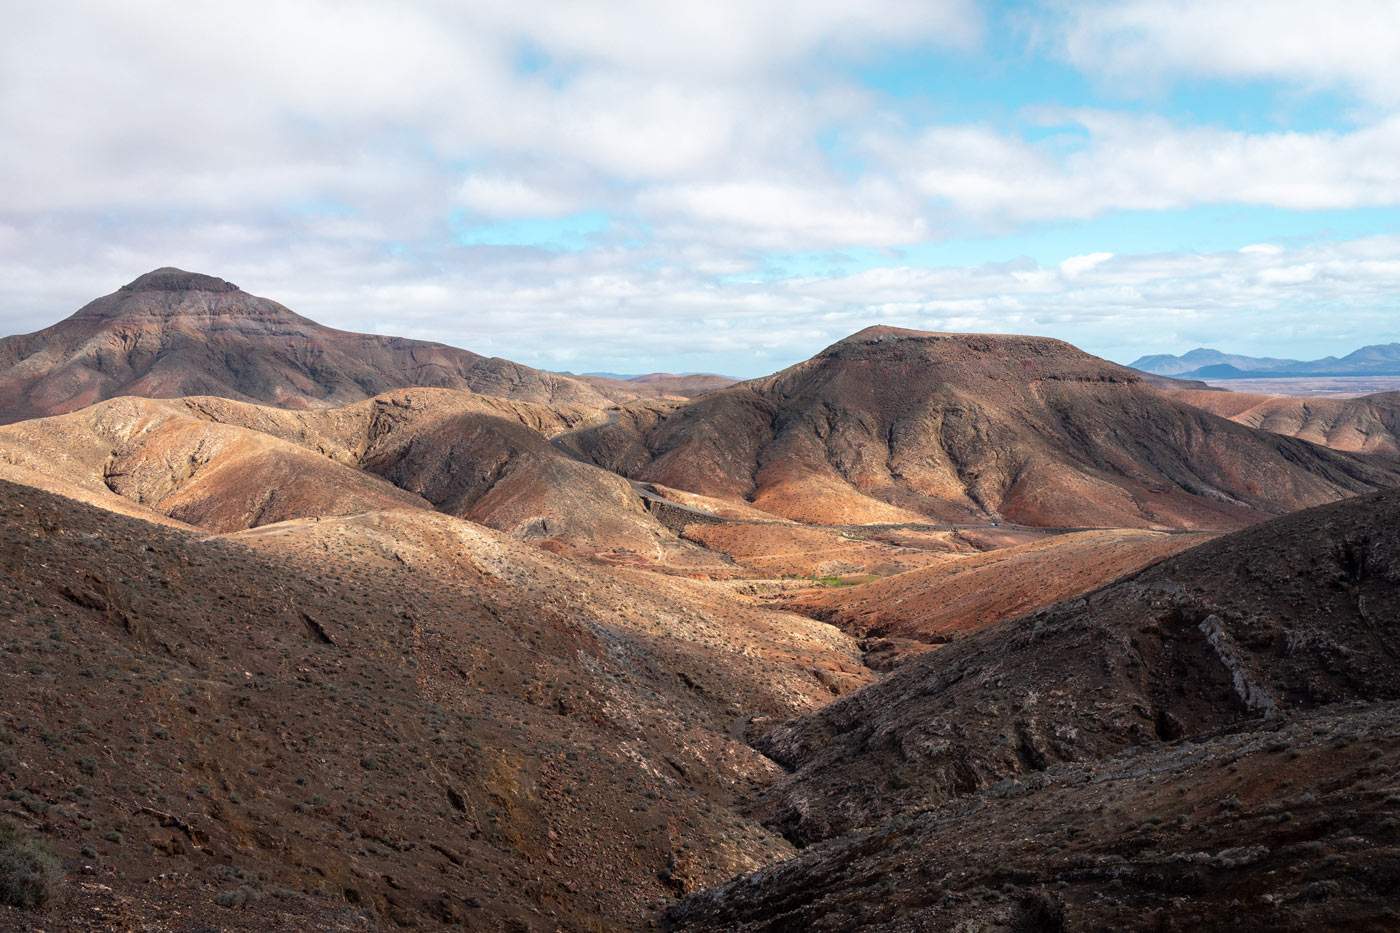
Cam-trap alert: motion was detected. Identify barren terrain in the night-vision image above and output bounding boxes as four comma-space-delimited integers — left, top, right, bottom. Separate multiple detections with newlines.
565, 327, 1400, 530
2, 276, 1399, 930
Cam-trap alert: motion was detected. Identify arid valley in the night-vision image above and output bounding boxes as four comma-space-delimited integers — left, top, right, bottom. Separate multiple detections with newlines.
0, 269, 1397, 930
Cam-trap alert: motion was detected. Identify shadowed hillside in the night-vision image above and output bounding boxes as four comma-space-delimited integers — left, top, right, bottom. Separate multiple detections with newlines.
750, 486, 1400, 845
0, 479, 869, 930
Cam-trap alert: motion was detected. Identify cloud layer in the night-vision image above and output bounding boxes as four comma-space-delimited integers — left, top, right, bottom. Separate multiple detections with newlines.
2, 1, 1398, 373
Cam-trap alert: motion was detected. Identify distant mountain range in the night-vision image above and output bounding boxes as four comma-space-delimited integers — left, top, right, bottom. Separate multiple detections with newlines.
1130, 344, 1400, 379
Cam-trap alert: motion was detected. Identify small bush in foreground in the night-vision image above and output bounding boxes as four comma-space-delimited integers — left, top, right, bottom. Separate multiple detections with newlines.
0, 822, 63, 910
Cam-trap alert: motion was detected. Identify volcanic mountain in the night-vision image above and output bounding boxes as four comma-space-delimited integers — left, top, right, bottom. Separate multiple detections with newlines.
0, 268, 615, 423
564, 326, 1400, 530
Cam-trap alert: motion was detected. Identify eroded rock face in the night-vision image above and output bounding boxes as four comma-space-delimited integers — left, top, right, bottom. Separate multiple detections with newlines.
0, 268, 615, 422
565, 327, 1400, 531
662, 488, 1400, 931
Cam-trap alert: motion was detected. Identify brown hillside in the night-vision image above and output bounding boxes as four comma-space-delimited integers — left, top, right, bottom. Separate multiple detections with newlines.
564, 327, 1400, 530
0, 268, 613, 422
779, 528, 1210, 643
0, 396, 429, 531
578, 373, 739, 401
1167, 387, 1400, 454
751, 485, 1400, 845
0, 480, 869, 930
0, 389, 723, 565
669, 702, 1400, 932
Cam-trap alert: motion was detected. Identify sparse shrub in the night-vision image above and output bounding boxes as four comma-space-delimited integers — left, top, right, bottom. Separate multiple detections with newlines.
0, 822, 63, 910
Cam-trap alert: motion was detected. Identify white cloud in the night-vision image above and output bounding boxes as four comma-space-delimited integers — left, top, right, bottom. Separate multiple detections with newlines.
637, 179, 929, 249
2, 1, 1400, 376
1055, 0, 1400, 105
3, 215, 1397, 376
457, 176, 580, 219
880, 111, 1400, 223
1060, 252, 1114, 277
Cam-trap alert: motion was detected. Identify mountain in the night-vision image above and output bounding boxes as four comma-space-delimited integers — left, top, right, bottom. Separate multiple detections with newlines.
1129, 347, 1302, 376
576, 372, 739, 399
1132, 343, 1400, 379
563, 326, 1400, 530
668, 487, 1400, 930
0, 268, 615, 423
1164, 388, 1400, 455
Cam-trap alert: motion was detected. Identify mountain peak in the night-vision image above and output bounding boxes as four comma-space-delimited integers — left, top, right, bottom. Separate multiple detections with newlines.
820, 325, 1081, 361
120, 267, 240, 294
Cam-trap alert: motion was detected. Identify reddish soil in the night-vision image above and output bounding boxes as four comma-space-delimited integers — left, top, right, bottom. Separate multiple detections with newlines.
779, 528, 1210, 643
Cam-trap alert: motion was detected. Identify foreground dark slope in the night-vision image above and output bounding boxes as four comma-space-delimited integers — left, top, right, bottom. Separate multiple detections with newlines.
565, 327, 1400, 529
0, 268, 613, 422
0, 479, 869, 930
669, 702, 1400, 932
746, 486, 1400, 846
667, 488, 1400, 931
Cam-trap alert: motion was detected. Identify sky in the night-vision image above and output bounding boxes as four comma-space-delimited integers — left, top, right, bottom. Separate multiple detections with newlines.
3, 1, 1400, 377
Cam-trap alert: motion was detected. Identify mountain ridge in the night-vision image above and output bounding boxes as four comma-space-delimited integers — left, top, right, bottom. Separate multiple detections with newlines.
1132, 343, 1400, 378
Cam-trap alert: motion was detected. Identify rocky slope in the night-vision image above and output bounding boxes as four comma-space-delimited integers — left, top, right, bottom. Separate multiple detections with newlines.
564, 327, 1400, 530
0, 479, 869, 930
668, 702, 1400, 932
0, 268, 614, 422
747, 486, 1400, 846
0, 396, 431, 532
0, 389, 726, 567
778, 527, 1209, 645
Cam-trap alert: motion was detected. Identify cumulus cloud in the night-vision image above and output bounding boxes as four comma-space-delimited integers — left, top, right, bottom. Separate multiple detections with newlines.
879, 111, 1400, 223
3, 216, 1397, 377
457, 176, 582, 219
1054, 0, 1400, 106
2, 1, 1399, 374
1059, 252, 1114, 277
